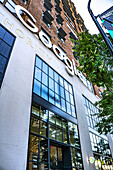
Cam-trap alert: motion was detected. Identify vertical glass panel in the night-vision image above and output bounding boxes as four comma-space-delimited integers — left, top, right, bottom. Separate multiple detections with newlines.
55, 82, 60, 95
40, 121, 47, 137
29, 134, 39, 161
49, 111, 55, 124
49, 125, 56, 140
36, 56, 42, 69
4, 31, 15, 46
34, 67, 41, 81
62, 120, 67, 130
66, 102, 71, 115
70, 94, 74, 105
42, 62, 48, 74
58, 148, 62, 161
57, 128, 63, 142
42, 72, 48, 86
40, 109, 48, 122
56, 116, 62, 127
71, 147, 76, 167
61, 98, 66, 112
49, 67, 54, 78
55, 93, 60, 108
50, 146, 57, 166
0, 55, 7, 73
30, 117, 39, 134
64, 80, 69, 91
68, 122, 73, 132
63, 131, 68, 144
54, 72, 59, 82
0, 26, 6, 39
28, 161, 38, 170
69, 85, 73, 94
32, 106, 40, 117
59, 76, 64, 87
0, 40, 11, 58
49, 89, 55, 104
65, 90, 69, 102
41, 84, 48, 100
49, 77, 54, 91
33, 79, 41, 96
60, 86, 65, 98
70, 133, 75, 146
71, 105, 76, 117
40, 138, 48, 163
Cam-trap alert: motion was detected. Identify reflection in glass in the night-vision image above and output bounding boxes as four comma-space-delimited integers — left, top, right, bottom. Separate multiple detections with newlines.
57, 128, 63, 142
33, 79, 41, 96
42, 62, 48, 74
40, 138, 48, 163
41, 84, 48, 100
34, 67, 41, 81
42, 72, 48, 86
49, 77, 54, 91
49, 125, 56, 140
63, 131, 68, 143
49, 111, 55, 124
49, 89, 55, 104
36, 56, 42, 69
40, 109, 48, 122
56, 116, 62, 127
29, 135, 39, 161
32, 106, 40, 117
50, 146, 57, 166
30, 117, 39, 134
40, 121, 47, 137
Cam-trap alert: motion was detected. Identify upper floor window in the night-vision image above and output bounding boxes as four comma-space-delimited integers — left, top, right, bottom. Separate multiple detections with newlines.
0, 25, 15, 88
33, 55, 76, 118
42, 11, 54, 28
83, 96, 100, 130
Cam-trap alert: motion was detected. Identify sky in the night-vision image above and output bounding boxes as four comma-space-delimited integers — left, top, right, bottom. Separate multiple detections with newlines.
71, 0, 113, 34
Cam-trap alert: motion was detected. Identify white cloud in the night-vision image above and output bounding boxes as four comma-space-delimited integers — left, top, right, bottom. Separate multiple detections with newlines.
71, 0, 113, 34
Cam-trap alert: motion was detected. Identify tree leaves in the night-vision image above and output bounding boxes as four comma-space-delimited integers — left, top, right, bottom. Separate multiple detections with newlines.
73, 31, 113, 134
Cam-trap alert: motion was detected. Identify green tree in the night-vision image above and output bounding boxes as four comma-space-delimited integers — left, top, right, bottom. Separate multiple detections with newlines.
73, 31, 113, 135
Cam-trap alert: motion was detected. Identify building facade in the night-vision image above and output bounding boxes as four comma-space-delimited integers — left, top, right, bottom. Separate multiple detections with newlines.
0, 0, 113, 170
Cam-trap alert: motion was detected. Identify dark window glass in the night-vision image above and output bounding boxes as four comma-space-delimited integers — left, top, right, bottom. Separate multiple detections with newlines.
40, 138, 48, 162
0, 25, 15, 88
30, 117, 39, 134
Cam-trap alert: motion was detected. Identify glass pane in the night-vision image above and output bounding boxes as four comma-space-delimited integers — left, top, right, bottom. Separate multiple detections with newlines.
57, 128, 63, 142
40, 138, 48, 163
61, 98, 66, 112
71, 147, 76, 167
49, 89, 55, 104
69, 85, 72, 94
32, 106, 40, 117
71, 105, 76, 117
49, 125, 56, 140
70, 94, 74, 105
30, 117, 39, 134
50, 146, 57, 166
0, 40, 11, 58
55, 82, 60, 95
40, 121, 47, 137
63, 131, 68, 144
33, 79, 41, 96
54, 72, 59, 82
41, 84, 48, 100
0, 55, 7, 73
64, 81, 69, 91
42, 62, 48, 74
49, 111, 55, 124
65, 90, 69, 102
55, 93, 60, 108
56, 116, 62, 127
40, 109, 48, 122
39, 163, 48, 169
60, 86, 65, 98
42, 72, 48, 86
3, 31, 15, 46
36, 56, 42, 69
59, 76, 64, 87
58, 147, 62, 161
29, 134, 39, 161
70, 133, 75, 146
66, 102, 71, 115
68, 122, 73, 132
49, 77, 54, 91
49, 67, 53, 78
28, 161, 38, 170
34, 67, 41, 81
0, 26, 6, 38
62, 120, 67, 130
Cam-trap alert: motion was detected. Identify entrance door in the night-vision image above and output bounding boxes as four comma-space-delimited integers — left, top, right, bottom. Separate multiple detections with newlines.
50, 145, 63, 170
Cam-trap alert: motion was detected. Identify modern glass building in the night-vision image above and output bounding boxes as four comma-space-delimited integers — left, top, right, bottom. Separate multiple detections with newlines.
0, 0, 113, 170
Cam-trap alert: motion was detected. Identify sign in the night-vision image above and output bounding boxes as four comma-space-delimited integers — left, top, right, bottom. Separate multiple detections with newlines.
89, 157, 95, 164
99, 6, 113, 38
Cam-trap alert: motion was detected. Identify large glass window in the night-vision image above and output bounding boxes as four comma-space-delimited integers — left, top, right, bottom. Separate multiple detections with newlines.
89, 132, 113, 169
33, 55, 76, 117
0, 25, 15, 88
83, 96, 99, 130
28, 105, 83, 169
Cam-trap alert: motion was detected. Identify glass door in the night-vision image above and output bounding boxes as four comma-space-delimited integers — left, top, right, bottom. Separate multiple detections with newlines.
50, 145, 63, 170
